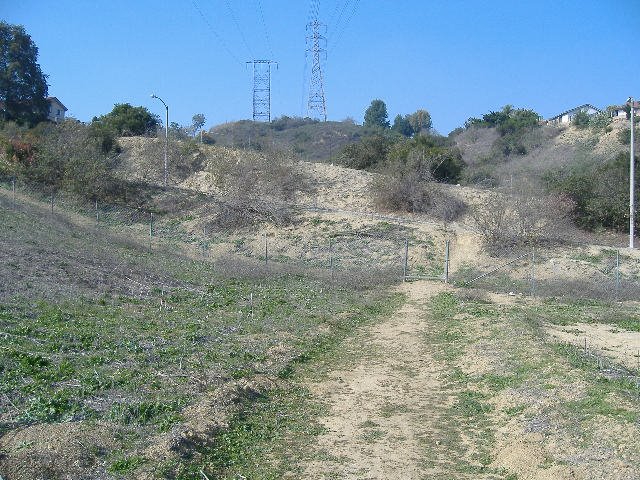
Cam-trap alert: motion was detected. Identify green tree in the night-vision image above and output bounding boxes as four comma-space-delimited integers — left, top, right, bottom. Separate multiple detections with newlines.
364, 99, 390, 129
92, 103, 159, 137
191, 113, 206, 137
392, 114, 413, 137
572, 110, 590, 128
0, 22, 49, 126
407, 109, 432, 135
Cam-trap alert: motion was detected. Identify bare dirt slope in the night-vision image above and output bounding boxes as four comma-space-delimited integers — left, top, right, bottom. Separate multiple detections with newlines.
301, 281, 640, 480
303, 281, 450, 479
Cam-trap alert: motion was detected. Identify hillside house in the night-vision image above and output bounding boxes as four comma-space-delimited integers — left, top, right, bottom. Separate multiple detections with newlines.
547, 104, 601, 125
46, 96, 67, 122
609, 101, 640, 120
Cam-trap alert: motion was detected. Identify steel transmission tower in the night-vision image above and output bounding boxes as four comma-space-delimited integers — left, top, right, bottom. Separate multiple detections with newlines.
306, 1, 327, 121
247, 60, 277, 122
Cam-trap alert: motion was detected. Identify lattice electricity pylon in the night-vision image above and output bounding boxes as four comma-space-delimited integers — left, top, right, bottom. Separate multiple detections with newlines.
306, 15, 327, 121
247, 59, 277, 122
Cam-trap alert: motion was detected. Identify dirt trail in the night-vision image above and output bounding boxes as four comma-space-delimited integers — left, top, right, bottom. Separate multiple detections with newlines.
303, 281, 452, 479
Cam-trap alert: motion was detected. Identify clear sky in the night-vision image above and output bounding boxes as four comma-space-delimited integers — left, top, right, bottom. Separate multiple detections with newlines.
3, 0, 639, 134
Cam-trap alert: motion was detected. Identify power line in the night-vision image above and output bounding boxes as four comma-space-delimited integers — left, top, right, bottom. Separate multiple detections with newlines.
191, 0, 243, 66
329, 0, 360, 53
225, 0, 255, 59
255, 0, 274, 59
326, 0, 346, 30
327, 0, 350, 38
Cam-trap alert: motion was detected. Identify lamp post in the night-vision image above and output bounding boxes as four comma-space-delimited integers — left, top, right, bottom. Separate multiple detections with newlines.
629, 97, 636, 249
151, 94, 169, 187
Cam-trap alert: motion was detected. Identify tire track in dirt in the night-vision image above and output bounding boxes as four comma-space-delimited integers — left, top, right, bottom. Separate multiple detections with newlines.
302, 281, 455, 479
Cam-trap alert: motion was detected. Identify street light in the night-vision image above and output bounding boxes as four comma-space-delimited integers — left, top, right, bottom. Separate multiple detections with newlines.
629, 97, 636, 249
151, 94, 169, 187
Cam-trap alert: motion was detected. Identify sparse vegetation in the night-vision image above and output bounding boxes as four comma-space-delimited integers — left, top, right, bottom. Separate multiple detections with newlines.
545, 152, 639, 232
472, 187, 573, 253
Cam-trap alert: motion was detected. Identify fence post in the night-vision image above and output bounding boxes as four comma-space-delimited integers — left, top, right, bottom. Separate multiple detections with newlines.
530, 247, 536, 296
329, 238, 335, 281
403, 239, 409, 281
264, 233, 268, 266
444, 240, 450, 283
95, 199, 99, 223
50, 193, 54, 214
615, 250, 621, 297
149, 212, 154, 251
12, 177, 16, 206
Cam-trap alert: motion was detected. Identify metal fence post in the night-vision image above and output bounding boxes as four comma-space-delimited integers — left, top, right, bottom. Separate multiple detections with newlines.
530, 247, 536, 296
615, 250, 621, 297
444, 240, 450, 283
12, 177, 16, 206
403, 239, 409, 281
329, 238, 335, 281
264, 233, 268, 266
149, 212, 154, 251
95, 199, 99, 223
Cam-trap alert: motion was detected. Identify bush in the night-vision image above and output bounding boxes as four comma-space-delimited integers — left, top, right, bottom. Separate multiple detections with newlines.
91, 103, 160, 137
473, 189, 573, 254
370, 166, 466, 223
572, 111, 590, 129
207, 150, 310, 228
371, 171, 433, 213
1, 120, 119, 199
617, 127, 631, 145
386, 136, 465, 183
339, 134, 394, 170
545, 152, 638, 232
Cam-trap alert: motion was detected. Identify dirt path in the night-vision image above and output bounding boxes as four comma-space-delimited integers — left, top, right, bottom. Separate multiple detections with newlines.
303, 281, 453, 479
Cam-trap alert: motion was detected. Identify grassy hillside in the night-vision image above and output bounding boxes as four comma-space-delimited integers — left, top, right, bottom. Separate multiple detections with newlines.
0, 187, 400, 480
208, 117, 363, 162
453, 118, 636, 188
1, 117, 639, 479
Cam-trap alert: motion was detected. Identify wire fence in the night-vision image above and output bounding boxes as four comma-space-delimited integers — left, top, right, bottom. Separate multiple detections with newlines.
2, 178, 639, 383
2, 179, 639, 298
0, 179, 449, 285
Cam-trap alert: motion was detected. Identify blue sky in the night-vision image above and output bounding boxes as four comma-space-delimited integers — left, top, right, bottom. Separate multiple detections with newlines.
3, 0, 639, 134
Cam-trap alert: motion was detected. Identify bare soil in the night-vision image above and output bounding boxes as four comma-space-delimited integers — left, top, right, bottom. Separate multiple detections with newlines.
303, 281, 451, 479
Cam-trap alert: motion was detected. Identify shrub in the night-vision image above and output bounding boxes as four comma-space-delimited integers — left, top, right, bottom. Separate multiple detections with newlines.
370, 167, 467, 223
91, 103, 160, 137
339, 134, 394, 170
387, 136, 465, 183
572, 111, 590, 129
473, 189, 573, 254
617, 127, 631, 145
1, 120, 119, 199
545, 152, 638, 232
207, 150, 310, 228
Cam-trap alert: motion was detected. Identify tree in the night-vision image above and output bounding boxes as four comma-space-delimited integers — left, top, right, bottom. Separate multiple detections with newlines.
91, 103, 159, 137
0, 22, 49, 126
407, 109, 432, 135
392, 114, 413, 137
572, 110, 590, 128
364, 99, 390, 129
191, 113, 206, 138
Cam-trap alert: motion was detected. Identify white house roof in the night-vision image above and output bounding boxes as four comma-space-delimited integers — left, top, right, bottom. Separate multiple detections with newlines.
46, 96, 68, 111
548, 103, 601, 121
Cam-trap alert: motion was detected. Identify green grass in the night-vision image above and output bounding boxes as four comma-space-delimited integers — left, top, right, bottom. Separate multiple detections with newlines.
532, 301, 640, 332
0, 265, 399, 478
